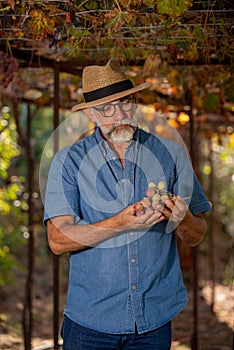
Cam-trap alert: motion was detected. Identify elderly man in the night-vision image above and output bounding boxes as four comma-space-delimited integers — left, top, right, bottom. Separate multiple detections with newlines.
44, 59, 211, 350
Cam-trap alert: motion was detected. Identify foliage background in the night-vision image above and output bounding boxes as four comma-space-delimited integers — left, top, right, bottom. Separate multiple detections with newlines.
0, 0, 233, 348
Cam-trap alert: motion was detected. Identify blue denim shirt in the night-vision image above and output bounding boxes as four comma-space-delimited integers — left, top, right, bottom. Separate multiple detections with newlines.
44, 127, 211, 334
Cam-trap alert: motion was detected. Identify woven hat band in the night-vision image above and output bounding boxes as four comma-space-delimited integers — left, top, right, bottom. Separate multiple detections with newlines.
83, 79, 133, 103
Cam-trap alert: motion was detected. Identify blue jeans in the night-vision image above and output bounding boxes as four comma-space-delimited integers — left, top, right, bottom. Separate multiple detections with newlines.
61, 315, 172, 350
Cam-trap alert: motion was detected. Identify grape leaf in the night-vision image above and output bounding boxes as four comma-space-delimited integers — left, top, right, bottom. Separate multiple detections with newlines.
157, 0, 192, 18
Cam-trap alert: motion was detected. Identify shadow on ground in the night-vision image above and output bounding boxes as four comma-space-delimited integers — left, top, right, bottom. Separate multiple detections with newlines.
172, 280, 233, 350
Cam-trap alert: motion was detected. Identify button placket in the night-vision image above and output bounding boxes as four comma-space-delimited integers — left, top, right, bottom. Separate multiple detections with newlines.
128, 239, 147, 330
129, 241, 138, 292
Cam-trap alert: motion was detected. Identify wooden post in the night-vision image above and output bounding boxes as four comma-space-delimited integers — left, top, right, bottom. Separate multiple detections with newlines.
22, 103, 35, 350
53, 62, 60, 350
187, 89, 199, 350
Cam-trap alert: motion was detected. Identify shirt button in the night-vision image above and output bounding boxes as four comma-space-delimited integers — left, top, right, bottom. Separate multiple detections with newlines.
131, 258, 136, 263
132, 285, 137, 290
130, 232, 135, 236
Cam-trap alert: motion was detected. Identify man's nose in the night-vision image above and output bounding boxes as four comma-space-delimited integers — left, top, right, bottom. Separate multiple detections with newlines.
114, 104, 127, 120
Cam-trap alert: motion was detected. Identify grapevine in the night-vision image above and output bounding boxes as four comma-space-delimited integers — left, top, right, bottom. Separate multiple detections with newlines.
0, 52, 19, 88
29, 10, 55, 41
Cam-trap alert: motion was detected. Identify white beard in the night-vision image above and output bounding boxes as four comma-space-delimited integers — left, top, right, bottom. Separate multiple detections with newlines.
93, 111, 137, 143
108, 125, 136, 143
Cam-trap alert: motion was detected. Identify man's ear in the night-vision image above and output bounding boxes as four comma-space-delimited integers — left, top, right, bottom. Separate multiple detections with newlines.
83, 108, 96, 122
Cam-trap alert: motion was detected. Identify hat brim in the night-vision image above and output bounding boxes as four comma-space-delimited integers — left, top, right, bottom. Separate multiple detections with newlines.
71, 82, 152, 112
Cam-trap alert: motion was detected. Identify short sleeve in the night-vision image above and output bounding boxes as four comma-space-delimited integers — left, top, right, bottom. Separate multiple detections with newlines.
43, 148, 80, 225
172, 147, 212, 215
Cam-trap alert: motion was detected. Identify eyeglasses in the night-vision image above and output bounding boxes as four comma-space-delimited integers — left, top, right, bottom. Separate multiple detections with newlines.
93, 97, 136, 118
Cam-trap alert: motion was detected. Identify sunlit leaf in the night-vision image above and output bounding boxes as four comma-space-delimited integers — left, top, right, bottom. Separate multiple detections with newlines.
157, 0, 192, 18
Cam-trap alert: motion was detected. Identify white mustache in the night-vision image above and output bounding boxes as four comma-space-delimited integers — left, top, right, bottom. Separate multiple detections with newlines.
107, 120, 136, 134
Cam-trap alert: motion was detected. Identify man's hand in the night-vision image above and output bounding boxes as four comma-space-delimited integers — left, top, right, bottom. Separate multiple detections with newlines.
160, 195, 188, 224
114, 204, 165, 231
159, 195, 207, 246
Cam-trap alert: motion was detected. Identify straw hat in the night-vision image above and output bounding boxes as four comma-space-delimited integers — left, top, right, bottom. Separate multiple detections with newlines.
71, 58, 152, 112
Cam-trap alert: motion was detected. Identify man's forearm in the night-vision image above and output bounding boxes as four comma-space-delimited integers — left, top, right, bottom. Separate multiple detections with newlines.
48, 214, 126, 255
175, 212, 207, 247
47, 204, 166, 255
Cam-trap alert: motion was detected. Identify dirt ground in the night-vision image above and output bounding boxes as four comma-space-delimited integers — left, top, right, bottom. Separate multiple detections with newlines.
0, 235, 233, 350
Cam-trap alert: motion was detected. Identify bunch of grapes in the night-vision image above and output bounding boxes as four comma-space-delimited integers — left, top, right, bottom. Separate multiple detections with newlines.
0, 52, 19, 88
134, 181, 174, 217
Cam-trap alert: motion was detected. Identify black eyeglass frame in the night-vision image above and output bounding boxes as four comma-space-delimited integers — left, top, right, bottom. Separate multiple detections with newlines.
93, 96, 136, 118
